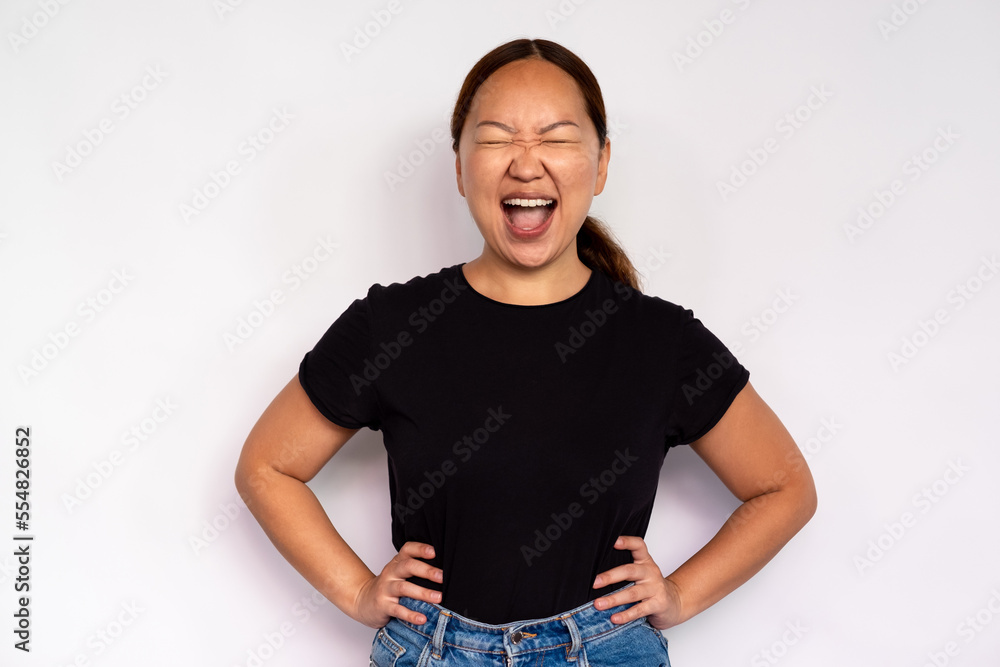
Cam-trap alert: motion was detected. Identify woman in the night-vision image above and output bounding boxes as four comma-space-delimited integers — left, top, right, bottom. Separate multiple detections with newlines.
235, 38, 817, 666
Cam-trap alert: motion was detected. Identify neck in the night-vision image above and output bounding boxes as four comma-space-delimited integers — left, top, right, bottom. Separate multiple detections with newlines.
462, 248, 592, 306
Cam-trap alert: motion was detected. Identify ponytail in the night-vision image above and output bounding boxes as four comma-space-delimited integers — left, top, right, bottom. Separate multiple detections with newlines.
577, 216, 641, 292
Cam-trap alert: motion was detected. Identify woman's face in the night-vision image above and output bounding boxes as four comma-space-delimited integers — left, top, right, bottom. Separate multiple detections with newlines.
455, 58, 610, 271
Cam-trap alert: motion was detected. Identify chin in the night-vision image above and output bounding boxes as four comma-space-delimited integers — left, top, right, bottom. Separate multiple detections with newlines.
496, 239, 567, 270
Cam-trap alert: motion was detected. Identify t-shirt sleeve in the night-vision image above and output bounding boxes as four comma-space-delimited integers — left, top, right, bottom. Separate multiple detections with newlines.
298, 295, 381, 431
666, 308, 749, 447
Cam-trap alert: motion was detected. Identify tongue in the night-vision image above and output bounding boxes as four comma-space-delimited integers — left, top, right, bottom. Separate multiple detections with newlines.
507, 205, 550, 230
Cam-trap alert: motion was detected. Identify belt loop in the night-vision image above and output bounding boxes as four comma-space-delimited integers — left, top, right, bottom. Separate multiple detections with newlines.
431, 610, 450, 659
562, 614, 582, 661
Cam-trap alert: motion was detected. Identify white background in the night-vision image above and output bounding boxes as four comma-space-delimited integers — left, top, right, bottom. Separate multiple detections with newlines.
2, 0, 999, 665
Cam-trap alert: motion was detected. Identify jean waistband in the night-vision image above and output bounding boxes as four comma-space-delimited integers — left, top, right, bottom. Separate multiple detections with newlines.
394, 583, 642, 658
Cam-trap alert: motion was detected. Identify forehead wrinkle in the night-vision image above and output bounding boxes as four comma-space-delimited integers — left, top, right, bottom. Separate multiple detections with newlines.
475, 120, 580, 134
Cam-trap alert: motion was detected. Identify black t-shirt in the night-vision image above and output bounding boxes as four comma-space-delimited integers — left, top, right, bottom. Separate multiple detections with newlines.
298, 263, 748, 624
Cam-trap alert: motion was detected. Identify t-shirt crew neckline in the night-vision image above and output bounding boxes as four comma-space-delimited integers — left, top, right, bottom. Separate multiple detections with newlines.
455, 262, 598, 309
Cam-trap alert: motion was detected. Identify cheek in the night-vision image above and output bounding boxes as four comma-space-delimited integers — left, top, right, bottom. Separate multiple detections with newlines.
547, 152, 599, 189
464, 152, 504, 190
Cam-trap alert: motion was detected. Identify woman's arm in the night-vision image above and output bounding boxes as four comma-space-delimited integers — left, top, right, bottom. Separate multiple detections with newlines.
666, 380, 817, 621
234, 374, 443, 628
593, 381, 817, 627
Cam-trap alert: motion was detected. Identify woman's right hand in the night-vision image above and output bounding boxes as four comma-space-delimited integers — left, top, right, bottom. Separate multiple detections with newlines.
351, 541, 444, 629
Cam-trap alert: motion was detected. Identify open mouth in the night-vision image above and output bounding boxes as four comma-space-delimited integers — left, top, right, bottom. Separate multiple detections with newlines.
501, 197, 557, 235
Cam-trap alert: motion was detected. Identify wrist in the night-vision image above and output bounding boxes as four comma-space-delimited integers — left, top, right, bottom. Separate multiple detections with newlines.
663, 575, 690, 625
321, 569, 377, 621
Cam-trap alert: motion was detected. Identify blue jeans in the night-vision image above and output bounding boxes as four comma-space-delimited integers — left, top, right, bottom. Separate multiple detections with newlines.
369, 584, 672, 666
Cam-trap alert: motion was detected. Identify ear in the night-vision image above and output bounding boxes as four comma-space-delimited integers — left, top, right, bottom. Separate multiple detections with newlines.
455, 152, 466, 197
593, 137, 611, 196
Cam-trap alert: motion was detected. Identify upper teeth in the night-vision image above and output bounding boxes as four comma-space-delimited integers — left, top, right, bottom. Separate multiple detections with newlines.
503, 198, 553, 207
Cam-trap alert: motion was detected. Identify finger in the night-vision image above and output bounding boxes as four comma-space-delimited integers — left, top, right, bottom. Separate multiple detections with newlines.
387, 554, 444, 583
395, 580, 443, 604
389, 601, 430, 626
592, 580, 644, 611
613, 535, 650, 560
409, 560, 444, 583
593, 562, 643, 589
398, 541, 436, 560
593, 535, 649, 586
600, 584, 665, 624
607, 599, 651, 625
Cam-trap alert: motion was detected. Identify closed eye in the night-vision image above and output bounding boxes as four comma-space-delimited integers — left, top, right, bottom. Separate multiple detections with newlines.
475, 139, 576, 147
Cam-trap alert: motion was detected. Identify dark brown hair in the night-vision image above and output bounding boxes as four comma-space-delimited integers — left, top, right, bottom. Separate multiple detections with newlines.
450, 38, 641, 291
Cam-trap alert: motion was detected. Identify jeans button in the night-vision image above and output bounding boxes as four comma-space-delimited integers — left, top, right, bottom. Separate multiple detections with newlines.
511, 630, 523, 644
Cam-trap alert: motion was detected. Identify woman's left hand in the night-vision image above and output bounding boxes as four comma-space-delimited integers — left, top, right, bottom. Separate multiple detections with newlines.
592, 535, 684, 630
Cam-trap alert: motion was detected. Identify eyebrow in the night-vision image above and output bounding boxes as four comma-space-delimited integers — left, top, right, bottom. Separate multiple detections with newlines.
476, 120, 579, 134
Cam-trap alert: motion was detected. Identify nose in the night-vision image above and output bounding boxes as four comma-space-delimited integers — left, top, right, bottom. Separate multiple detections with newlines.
507, 140, 545, 181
